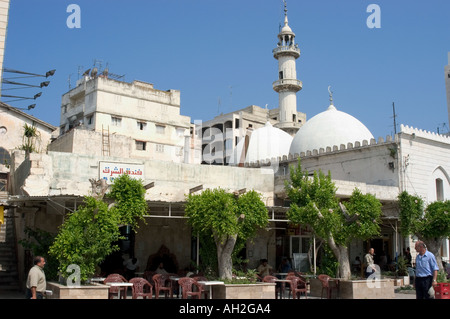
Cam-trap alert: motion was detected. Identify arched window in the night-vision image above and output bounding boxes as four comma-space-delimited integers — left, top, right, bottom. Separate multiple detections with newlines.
436, 178, 444, 201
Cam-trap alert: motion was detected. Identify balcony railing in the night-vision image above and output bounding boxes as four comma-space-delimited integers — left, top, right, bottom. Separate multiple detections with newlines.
273, 45, 300, 57
272, 79, 303, 92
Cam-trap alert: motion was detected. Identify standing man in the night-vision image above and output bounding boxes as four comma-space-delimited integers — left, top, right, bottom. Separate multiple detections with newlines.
414, 240, 439, 299
364, 248, 376, 278
26, 256, 47, 299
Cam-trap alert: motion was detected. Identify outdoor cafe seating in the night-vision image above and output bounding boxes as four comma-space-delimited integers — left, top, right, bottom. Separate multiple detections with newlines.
104, 273, 129, 299
192, 276, 210, 299
178, 277, 203, 299
152, 273, 174, 299
129, 277, 153, 299
262, 275, 281, 299
318, 274, 339, 299
286, 275, 308, 299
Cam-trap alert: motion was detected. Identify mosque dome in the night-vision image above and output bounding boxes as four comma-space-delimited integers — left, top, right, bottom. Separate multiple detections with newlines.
289, 103, 374, 155
229, 121, 293, 165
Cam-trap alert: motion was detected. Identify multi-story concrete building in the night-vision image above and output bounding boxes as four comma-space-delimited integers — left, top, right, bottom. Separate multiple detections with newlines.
52, 74, 201, 164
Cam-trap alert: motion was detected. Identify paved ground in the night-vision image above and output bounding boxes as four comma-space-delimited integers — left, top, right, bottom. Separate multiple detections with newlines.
0, 289, 417, 299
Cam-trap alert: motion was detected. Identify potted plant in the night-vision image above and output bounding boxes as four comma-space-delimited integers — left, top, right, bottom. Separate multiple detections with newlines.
396, 256, 409, 286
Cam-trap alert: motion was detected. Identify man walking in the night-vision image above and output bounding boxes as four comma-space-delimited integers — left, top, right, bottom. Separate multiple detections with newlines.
414, 240, 439, 299
26, 256, 47, 299
364, 248, 377, 278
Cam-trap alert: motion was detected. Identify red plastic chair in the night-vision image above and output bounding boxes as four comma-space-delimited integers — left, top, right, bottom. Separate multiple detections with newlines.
152, 273, 173, 299
286, 275, 308, 299
262, 275, 281, 299
129, 277, 153, 299
104, 273, 128, 299
178, 277, 203, 299
318, 274, 338, 299
192, 276, 210, 299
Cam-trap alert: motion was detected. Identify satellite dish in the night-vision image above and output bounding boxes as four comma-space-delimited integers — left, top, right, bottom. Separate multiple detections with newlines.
82, 69, 91, 76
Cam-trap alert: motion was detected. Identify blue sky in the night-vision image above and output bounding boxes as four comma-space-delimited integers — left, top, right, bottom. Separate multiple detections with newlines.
2, 0, 450, 139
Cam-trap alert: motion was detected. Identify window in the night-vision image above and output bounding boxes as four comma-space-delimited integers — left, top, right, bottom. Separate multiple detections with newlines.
436, 178, 444, 201
111, 116, 122, 126
87, 115, 93, 125
156, 144, 164, 153
292, 114, 297, 122
156, 125, 165, 134
176, 128, 185, 137
137, 121, 147, 130
136, 140, 146, 151
279, 71, 283, 80
0, 126, 6, 135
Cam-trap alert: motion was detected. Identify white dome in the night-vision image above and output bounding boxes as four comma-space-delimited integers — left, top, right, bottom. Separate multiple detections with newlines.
229, 122, 293, 165
289, 104, 374, 155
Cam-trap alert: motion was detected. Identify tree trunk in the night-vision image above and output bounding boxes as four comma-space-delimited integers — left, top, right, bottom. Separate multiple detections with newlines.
423, 237, 444, 270
337, 246, 351, 280
215, 234, 237, 280
327, 236, 352, 280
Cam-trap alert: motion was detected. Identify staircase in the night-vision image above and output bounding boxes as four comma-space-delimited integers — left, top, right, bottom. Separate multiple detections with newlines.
0, 209, 20, 291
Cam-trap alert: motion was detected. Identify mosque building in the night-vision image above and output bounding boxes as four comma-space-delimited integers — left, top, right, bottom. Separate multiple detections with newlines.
1, 3, 449, 290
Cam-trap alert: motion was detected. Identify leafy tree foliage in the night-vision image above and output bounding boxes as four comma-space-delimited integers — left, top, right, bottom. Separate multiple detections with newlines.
285, 159, 382, 279
49, 197, 121, 283
185, 188, 268, 280
398, 191, 450, 269
49, 174, 148, 283
106, 174, 148, 231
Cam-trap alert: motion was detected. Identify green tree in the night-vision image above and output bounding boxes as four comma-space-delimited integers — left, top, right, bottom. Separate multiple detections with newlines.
398, 191, 450, 270
285, 159, 382, 280
106, 174, 148, 231
19, 123, 41, 153
49, 197, 121, 283
19, 227, 58, 281
184, 188, 268, 280
49, 174, 148, 283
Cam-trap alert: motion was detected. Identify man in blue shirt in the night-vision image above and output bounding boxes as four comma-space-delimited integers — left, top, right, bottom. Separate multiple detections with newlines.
414, 240, 439, 299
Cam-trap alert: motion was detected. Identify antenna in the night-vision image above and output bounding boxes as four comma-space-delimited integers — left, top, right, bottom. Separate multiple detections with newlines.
67, 74, 73, 89
392, 102, 398, 135
437, 122, 448, 135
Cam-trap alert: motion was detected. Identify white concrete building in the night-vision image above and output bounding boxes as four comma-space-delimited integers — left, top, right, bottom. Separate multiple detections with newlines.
54, 75, 200, 164
0, 102, 56, 174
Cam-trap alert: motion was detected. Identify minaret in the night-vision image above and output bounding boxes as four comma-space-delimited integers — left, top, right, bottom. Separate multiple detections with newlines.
273, 1, 302, 136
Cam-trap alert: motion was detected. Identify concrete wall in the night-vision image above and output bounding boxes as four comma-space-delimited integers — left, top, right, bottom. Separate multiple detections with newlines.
13, 151, 274, 204
0, 105, 55, 173
271, 136, 400, 201
398, 125, 450, 203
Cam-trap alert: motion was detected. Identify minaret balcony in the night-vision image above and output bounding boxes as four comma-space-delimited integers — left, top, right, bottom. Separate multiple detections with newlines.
273, 45, 300, 59
273, 79, 302, 92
